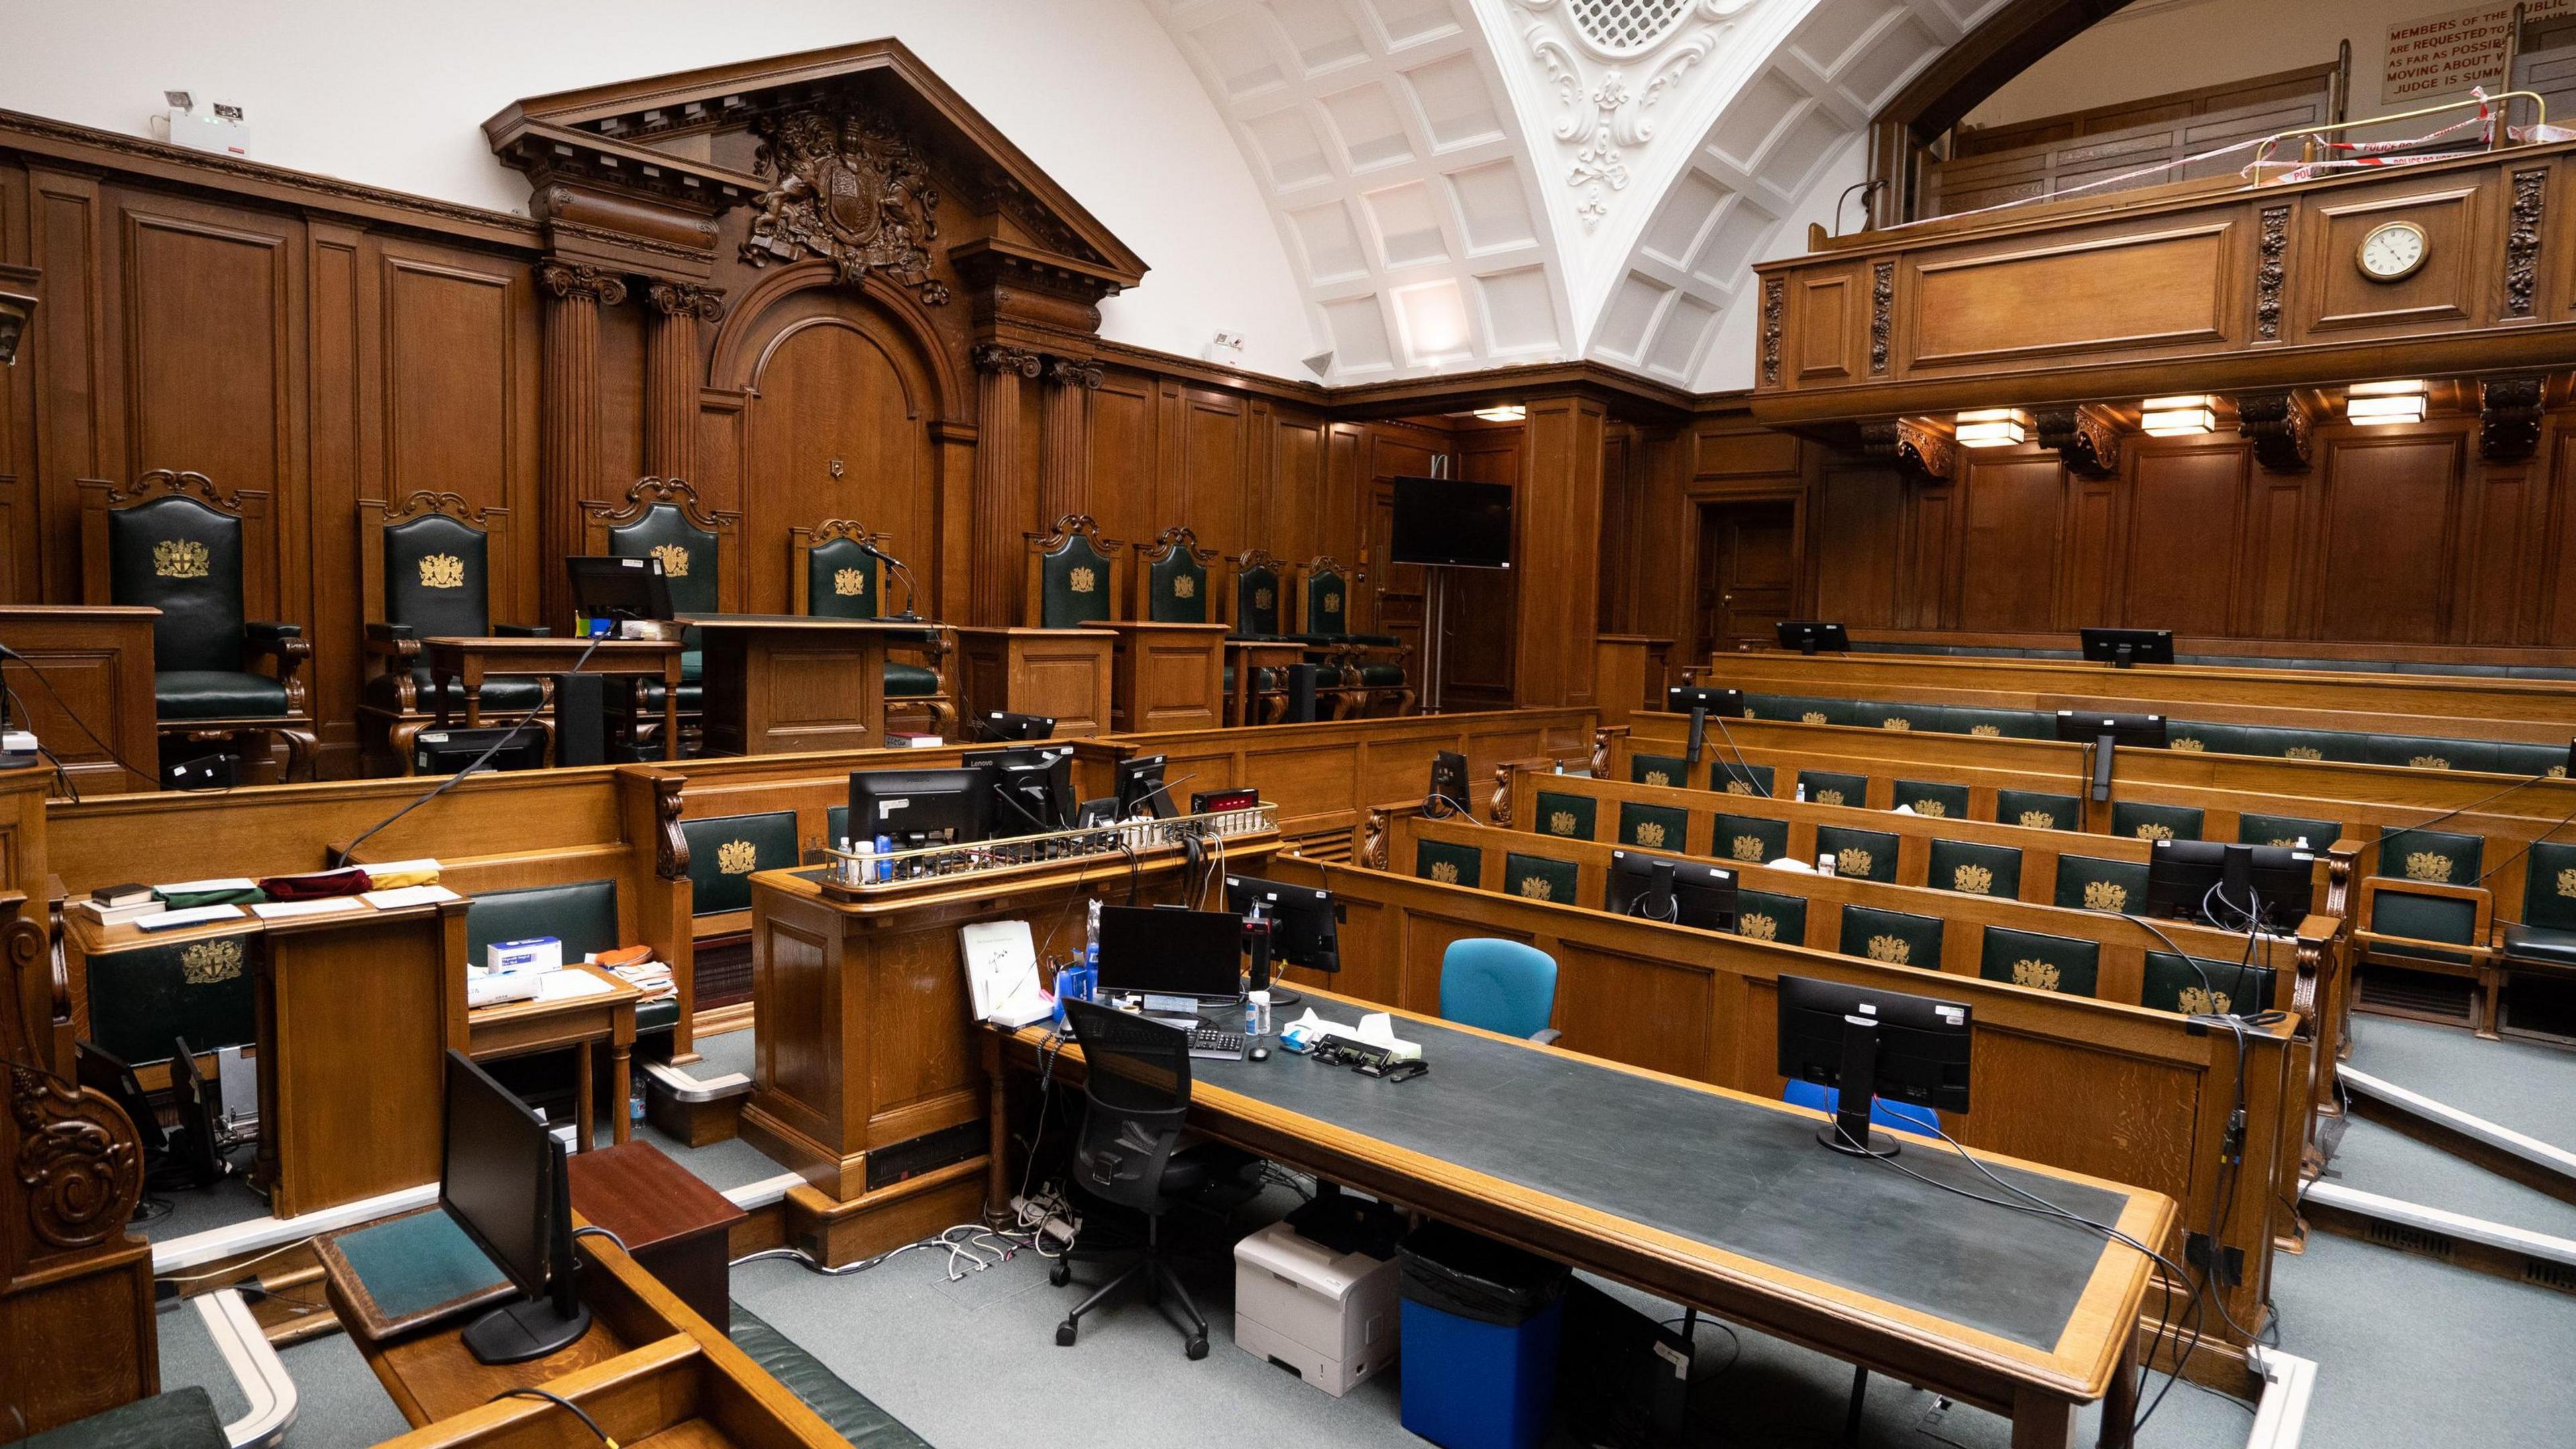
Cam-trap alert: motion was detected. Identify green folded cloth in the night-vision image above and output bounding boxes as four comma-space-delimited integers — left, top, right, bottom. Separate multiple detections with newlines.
154, 878, 267, 909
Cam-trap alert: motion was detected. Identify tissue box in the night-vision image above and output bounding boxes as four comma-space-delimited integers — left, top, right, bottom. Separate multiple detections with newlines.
485, 936, 561, 975
466, 972, 541, 1008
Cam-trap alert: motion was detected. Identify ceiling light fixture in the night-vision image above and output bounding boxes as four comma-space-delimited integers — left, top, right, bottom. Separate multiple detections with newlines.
1953, 407, 2030, 448
2140, 394, 2216, 437
2347, 378, 2426, 425
1473, 404, 1526, 423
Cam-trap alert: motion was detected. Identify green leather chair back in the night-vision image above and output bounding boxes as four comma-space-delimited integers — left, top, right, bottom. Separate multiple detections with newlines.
2377, 827, 2481, 885
608, 504, 719, 617
2166, 722, 2243, 756
1748, 694, 1851, 726
1862, 702, 1944, 734
2112, 801, 2204, 842
1303, 564, 1350, 638
1146, 544, 1210, 624
1839, 904, 1943, 969
2367, 886, 2478, 960
1997, 789, 2081, 831
1711, 812, 1788, 867
1929, 839, 2021, 898
1503, 853, 1578, 906
1415, 839, 1483, 887
1234, 560, 1283, 636
383, 511, 492, 638
1618, 801, 1689, 852
1630, 753, 1688, 789
467, 879, 621, 963
826, 804, 849, 848
109, 494, 246, 672
1798, 770, 1868, 809
2142, 952, 2275, 1014
1893, 778, 1970, 820
804, 537, 880, 621
1035, 531, 1116, 629
2368, 734, 2498, 773
1735, 889, 1807, 946
2057, 854, 2149, 914
1816, 825, 1898, 883
682, 810, 798, 916
2523, 841, 2576, 930
1979, 925, 2100, 997
1711, 762, 1775, 798
1947, 706, 2051, 739
2239, 812, 2339, 851
1532, 790, 1597, 841
84, 933, 259, 1067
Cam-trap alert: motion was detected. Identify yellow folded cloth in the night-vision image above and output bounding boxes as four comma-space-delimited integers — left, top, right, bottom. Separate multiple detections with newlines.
362, 858, 442, 890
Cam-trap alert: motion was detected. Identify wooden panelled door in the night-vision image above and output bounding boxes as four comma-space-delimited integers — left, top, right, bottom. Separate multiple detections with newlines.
1696, 500, 1796, 658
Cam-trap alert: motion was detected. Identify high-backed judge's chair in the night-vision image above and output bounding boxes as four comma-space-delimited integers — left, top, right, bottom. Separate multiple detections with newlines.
1026, 514, 1124, 631
79, 470, 315, 780
582, 478, 739, 756
356, 490, 547, 774
1288, 555, 1411, 717
790, 518, 959, 735
1220, 546, 1291, 724
1132, 525, 1216, 627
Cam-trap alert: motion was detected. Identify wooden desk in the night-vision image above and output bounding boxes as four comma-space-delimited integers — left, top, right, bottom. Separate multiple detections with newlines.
991, 988, 2172, 1449
1225, 639, 1302, 727
422, 637, 683, 762
566, 1140, 746, 1331
468, 965, 639, 1152
0, 604, 160, 795
1100, 620, 1228, 733
951, 626, 1115, 737
681, 613, 894, 756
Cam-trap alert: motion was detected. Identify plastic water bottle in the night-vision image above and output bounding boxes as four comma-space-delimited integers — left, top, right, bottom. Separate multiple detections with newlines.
1247, 989, 1272, 1039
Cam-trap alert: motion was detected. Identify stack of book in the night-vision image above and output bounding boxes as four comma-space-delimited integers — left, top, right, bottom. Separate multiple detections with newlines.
74, 883, 164, 927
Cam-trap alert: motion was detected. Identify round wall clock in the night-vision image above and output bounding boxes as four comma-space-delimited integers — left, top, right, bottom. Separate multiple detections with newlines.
2355, 221, 2428, 282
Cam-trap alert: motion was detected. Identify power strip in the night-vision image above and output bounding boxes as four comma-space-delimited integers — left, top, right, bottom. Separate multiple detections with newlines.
1012, 1191, 1081, 1248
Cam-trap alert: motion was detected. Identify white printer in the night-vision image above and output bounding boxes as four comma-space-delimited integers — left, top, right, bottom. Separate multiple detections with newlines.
1231, 1218, 1401, 1397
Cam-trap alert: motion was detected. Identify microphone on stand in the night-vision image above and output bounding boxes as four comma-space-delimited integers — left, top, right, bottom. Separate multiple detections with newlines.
860, 541, 925, 623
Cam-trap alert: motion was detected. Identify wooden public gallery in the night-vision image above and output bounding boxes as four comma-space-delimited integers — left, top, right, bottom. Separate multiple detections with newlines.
8, 5, 2576, 1446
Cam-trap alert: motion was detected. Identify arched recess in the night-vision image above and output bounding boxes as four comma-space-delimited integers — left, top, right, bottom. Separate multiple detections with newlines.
707, 261, 961, 614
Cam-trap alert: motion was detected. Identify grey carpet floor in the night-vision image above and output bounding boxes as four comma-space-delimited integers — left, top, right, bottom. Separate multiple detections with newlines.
2322, 1116, 2576, 1238
2346, 1015, 2576, 1145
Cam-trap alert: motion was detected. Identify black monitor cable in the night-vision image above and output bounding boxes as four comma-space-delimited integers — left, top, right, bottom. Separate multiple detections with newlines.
1709, 710, 1772, 798
488, 1387, 615, 1446
2373, 765, 2560, 865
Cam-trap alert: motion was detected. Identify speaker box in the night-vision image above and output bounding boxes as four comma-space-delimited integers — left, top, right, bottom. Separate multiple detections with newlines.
553, 672, 606, 767
1286, 663, 1319, 723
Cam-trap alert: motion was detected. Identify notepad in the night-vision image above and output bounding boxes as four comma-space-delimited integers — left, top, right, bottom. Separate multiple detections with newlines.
133, 905, 246, 931
361, 885, 460, 910
252, 897, 365, 920
537, 971, 612, 1002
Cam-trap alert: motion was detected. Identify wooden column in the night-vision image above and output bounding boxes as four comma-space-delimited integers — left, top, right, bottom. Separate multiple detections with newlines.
1039, 353, 1102, 525
971, 343, 1042, 626
539, 261, 626, 627
643, 282, 722, 482
1514, 393, 1607, 708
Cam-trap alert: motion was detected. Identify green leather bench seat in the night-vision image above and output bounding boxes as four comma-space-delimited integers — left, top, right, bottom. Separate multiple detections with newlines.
1894, 778, 1970, 819
1357, 662, 1407, 686
362, 667, 548, 713
19, 1388, 226, 1449
156, 668, 290, 720
884, 661, 941, 697
1853, 639, 2576, 681
730, 1303, 930, 1449
2502, 925, 2576, 972
1797, 769, 1867, 808
1997, 789, 2082, 831
1618, 801, 1689, 851
2506, 842, 2576, 974
468, 879, 679, 1034
2143, 952, 2276, 1014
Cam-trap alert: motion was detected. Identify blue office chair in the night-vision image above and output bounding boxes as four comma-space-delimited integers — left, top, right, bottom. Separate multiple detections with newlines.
1782, 1079, 1941, 1444
1438, 938, 1560, 1044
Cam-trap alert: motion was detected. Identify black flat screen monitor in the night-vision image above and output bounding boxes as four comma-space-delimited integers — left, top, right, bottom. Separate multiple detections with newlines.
971, 710, 1056, 743
988, 746, 1075, 835
1776, 974, 1972, 1158
1430, 750, 1470, 813
564, 555, 674, 623
1666, 686, 1746, 718
166, 1036, 227, 1187
1226, 873, 1341, 994
1603, 850, 1736, 930
2146, 839, 2312, 933
1389, 476, 1513, 569
1775, 621, 1849, 655
847, 766, 991, 844
2055, 709, 2169, 802
74, 1038, 167, 1160
441, 1049, 590, 1363
1116, 754, 1174, 820
1095, 905, 1245, 1002
2080, 627, 2174, 667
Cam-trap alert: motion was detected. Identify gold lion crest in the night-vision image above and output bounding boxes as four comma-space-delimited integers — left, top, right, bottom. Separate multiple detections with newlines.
1634, 821, 1668, 848
2019, 810, 2056, 828
1731, 835, 1766, 862
2557, 867, 2576, 898
1517, 875, 1554, 901
154, 539, 211, 579
2410, 755, 2449, 771
419, 552, 467, 589
1323, 591, 1342, 614
1643, 769, 1670, 788
1548, 810, 1578, 836
2284, 746, 2322, 761
2177, 985, 2231, 1015
1970, 724, 2001, 737
2268, 838, 2300, 848
2171, 739, 2204, 752
1913, 800, 1947, 818
1739, 913, 1778, 942
1881, 718, 1911, 731
1725, 780, 1754, 796
833, 567, 869, 597
2011, 959, 2061, 991
1801, 711, 1827, 724
2135, 822, 2174, 842
1171, 574, 1197, 600
650, 543, 692, 578
1953, 864, 1993, 895
1865, 934, 1910, 964
1254, 586, 1275, 611
1430, 860, 1460, 884
2553, 765, 2569, 780
1813, 790, 1845, 807
2082, 879, 2128, 910
1836, 847, 1873, 876
1068, 566, 1098, 594
180, 938, 244, 985
2404, 851, 2453, 882
716, 840, 759, 875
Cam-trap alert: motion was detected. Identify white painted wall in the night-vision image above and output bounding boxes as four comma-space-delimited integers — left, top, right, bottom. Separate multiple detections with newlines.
0, 0, 1322, 380
1695, 135, 1867, 393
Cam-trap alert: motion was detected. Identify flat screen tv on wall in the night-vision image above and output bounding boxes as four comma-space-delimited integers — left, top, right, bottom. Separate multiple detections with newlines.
1389, 476, 1513, 569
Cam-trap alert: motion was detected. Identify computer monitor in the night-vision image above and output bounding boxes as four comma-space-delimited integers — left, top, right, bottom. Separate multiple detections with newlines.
1429, 750, 1470, 814
847, 766, 993, 845
2053, 710, 2168, 802
564, 555, 674, 625
166, 1036, 229, 1187
2080, 627, 2174, 668
1775, 621, 1849, 655
1776, 974, 1972, 1159
1095, 905, 1245, 1003
2145, 839, 2313, 933
971, 710, 1056, 743
988, 746, 1075, 835
1666, 686, 1746, 718
1115, 754, 1174, 820
442, 1049, 590, 1364
74, 1038, 168, 1166
1603, 850, 1737, 930
1225, 874, 1340, 1003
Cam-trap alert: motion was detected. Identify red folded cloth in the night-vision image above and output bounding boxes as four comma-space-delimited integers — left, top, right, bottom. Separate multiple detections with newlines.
256, 867, 374, 901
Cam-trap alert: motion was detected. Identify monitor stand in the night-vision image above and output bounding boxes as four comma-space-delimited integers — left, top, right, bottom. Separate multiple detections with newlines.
2112, 643, 2135, 668
462, 1291, 594, 1365
2089, 733, 2117, 802
1819, 1014, 1901, 1159
1798, 636, 1819, 657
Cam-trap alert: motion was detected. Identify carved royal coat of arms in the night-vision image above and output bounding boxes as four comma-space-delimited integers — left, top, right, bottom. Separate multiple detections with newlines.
743, 109, 950, 306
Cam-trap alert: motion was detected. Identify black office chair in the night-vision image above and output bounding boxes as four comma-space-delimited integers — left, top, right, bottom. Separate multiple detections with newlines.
1049, 998, 1244, 1359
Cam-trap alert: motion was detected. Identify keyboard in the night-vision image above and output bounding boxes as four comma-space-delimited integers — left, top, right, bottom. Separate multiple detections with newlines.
1187, 1026, 1247, 1061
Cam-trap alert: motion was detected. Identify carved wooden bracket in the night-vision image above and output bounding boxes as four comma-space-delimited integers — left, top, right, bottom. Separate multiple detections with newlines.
2235, 390, 2316, 473
1491, 763, 1513, 829
584, 476, 740, 533
95, 468, 246, 512
1362, 808, 1390, 871
382, 489, 502, 527
1591, 727, 1615, 780
654, 775, 690, 881
2479, 375, 2547, 463
1858, 417, 1955, 482
10, 1063, 145, 1252
2036, 404, 2123, 478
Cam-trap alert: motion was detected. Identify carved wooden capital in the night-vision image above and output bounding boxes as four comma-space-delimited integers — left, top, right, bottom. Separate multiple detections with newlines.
2235, 390, 2315, 473
2480, 375, 2547, 463
645, 280, 725, 322
537, 260, 629, 306
1044, 354, 1104, 390
1858, 417, 1954, 482
972, 342, 1044, 378
2036, 404, 2122, 478
654, 775, 690, 882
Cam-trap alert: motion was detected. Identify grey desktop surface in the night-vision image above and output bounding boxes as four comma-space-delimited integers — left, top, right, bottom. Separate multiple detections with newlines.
1181, 1012, 2131, 1352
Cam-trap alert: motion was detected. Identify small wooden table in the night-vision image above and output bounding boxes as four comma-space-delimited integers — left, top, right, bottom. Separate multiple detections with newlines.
468, 965, 641, 1152
1225, 639, 1303, 726
566, 1140, 747, 1330
421, 635, 684, 762
680, 613, 897, 756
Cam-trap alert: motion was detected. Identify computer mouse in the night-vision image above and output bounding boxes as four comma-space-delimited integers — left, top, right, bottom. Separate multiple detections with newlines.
1248, 1046, 1271, 1062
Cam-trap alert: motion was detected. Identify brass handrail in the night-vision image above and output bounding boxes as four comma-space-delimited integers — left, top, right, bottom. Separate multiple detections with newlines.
2251, 90, 2548, 171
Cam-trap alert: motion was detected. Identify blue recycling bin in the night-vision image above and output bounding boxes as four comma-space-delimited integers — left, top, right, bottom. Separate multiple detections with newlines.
1396, 1222, 1570, 1449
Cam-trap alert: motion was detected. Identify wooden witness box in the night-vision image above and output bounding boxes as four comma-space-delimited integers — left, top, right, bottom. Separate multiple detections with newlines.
741, 823, 1280, 1264
1102, 620, 1229, 733
684, 614, 894, 756
951, 626, 1115, 737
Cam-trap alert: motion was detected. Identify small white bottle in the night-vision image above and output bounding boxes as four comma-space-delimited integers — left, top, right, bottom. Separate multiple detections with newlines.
850, 838, 875, 886
1247, 989, 1273, 1038
1817, 852, 1837, 878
